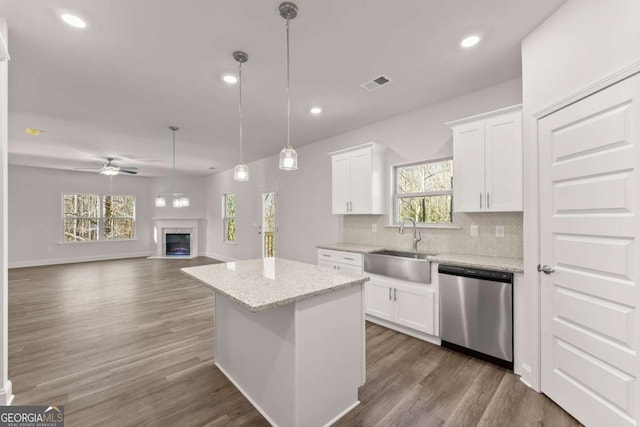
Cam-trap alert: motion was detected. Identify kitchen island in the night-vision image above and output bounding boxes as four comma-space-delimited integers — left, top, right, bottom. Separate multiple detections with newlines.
181, 258, 369, 427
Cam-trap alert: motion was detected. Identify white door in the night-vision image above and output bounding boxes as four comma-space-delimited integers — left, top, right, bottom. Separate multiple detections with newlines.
258, 186, 278, 258
485, 112, 522, 211
331, 153, 351, 214
394, 283, 435, 335
539, 73, 640, 427
349, 148, 372, 214
452, 121, 485, 212
365, 281, 394, 321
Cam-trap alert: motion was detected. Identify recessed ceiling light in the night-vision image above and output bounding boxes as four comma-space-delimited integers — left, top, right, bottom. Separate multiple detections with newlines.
310, 107, 322, 115
460, 35, 480, 48
25, 128, 42, 136
59, 12, 87, 29
222, 74, 238, 84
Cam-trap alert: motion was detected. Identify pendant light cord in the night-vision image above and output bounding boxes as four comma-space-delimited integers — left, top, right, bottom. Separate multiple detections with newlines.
286, 19, 291, 148
238, 61, 243, 164
172, 128, 176, 196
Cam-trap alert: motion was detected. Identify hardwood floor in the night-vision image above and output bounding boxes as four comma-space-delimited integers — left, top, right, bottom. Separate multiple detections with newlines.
8, 257, 581, 426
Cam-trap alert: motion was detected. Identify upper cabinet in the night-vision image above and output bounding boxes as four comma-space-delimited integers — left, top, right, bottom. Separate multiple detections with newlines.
328, 143, 385, 215
447, 105, 523, 212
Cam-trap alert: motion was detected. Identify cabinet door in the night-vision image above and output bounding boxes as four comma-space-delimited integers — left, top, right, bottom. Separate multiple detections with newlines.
349, 148, 372, 214
452, 121, 486, 212
318, 259, 336, 270
331, 153, 351, 214
365, 281, 394, 321
394, 283, 435, 335
485, 112, 522, 211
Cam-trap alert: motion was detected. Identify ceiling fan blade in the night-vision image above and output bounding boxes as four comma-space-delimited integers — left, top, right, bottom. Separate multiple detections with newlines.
119, 168, 138, 175
74, 167, 103, 171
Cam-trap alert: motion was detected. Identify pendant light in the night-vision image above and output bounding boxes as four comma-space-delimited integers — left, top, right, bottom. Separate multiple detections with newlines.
233, 51, 249, 181
155, 126, 189, 208
278, 2, 298, 171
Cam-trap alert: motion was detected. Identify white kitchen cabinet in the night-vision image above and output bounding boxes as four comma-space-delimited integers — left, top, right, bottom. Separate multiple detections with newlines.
448, 105, 522, 212
365, 273, 436, 336
328, 143, 385, 214
317, 249, 363, 274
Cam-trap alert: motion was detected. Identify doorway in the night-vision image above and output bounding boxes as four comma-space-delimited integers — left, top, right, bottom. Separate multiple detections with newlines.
258, 185, 278, 258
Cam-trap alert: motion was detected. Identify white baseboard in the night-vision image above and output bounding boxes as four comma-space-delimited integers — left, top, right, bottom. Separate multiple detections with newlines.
205, 252, 238, 263
0, 380, 13, 405
365, 315, 441, 346
9, 251, 153, 269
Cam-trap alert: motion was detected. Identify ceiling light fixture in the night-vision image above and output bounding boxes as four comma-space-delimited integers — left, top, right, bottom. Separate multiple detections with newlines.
59, 12, 87, 29
310, 106, 322, 115
233, 51, 250, 182
222, 74, 238, 84
460, 35, 480, 48
278, 2, 299, 171
155, 126, 190, 208
25, 128, 42, 136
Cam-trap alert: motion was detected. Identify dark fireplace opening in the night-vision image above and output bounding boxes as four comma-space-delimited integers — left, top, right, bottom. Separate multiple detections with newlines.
166, 233, 190, 256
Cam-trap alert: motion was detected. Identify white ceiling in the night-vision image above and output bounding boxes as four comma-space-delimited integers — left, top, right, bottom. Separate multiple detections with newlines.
3, 0, 565, 176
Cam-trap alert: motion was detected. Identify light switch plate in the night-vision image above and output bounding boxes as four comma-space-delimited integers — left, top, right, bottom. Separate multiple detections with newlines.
470, 225, 479, 237
495, 225, 505, 237
371, 224, 377, 232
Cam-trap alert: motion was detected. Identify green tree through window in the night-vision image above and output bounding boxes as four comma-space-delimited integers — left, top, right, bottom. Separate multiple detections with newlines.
63, 194, 135, 241
223, 193, 236, 242
394, 159, 453, 224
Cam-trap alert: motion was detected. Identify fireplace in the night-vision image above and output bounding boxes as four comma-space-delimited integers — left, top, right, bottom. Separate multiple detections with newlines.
165, 233, 190, 256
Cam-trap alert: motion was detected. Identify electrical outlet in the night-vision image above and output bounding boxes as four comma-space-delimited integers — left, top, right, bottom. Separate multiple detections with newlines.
470, 225, 479, 237
495, 225, 505, 237
371, 224, 377, 233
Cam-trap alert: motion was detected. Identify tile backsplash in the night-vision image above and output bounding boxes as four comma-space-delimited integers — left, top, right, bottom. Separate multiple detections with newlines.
343, 212, 523, 259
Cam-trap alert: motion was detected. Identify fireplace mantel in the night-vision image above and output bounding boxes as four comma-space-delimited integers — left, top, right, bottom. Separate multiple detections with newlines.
151, 218, 202, 258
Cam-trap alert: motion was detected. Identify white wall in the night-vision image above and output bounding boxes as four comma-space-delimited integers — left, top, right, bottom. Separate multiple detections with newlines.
206, 77, 523, 263
8, 166, 154, 267
521, 0, 640, 390
150, 175, 207, 254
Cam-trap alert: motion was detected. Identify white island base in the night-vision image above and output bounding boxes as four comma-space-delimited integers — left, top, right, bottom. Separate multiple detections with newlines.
214, 284, 364, 427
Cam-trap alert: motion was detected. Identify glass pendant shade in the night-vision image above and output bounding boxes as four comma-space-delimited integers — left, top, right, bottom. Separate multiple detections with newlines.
234, 163, 249, 181
173, 195, 190, 208
155, 195, 166, 207
279, 145, 298, 170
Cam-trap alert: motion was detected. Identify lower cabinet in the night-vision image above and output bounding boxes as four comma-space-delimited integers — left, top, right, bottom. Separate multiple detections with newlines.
317, 249, 363, 274
365, 273, 436, 336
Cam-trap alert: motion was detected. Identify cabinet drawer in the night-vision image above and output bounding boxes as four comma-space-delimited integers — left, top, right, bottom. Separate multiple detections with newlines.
317, 249, 363, 267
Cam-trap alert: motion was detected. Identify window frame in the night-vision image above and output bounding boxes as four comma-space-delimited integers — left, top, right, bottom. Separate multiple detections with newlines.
62, 193, 137, 243
222, 193, 236, 244
390, 157, 454, 226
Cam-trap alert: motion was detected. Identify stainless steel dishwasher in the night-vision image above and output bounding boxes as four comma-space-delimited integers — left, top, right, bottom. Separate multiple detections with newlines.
439, 264, 513, 369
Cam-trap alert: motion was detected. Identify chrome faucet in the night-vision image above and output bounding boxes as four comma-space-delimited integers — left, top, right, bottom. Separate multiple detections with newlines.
399, 217, 422, 251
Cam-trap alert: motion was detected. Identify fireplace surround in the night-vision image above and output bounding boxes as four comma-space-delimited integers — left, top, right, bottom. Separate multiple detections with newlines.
151, 218, 200, 258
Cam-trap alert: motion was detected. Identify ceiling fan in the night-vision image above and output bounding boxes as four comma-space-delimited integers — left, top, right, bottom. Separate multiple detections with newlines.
75, 158, 138, 176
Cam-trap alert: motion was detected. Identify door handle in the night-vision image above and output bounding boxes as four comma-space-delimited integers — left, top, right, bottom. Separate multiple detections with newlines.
537, 264, 555, 275
480, 192, 483, 209
388, 287, 392, 300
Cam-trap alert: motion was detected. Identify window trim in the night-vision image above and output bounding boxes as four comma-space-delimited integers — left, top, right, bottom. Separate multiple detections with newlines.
222, 193, 236, 244
389, 157, 454, 226
61, 193, 137, 243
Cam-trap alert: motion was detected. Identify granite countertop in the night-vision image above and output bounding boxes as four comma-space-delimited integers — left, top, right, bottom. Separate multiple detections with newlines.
317, 243, 523, 273
181, 258, 369, 312
428, 253, 523, 273
316, 243, 389, 254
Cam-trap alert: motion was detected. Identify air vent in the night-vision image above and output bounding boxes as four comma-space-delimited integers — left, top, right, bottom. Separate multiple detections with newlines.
361, 74, 392, 91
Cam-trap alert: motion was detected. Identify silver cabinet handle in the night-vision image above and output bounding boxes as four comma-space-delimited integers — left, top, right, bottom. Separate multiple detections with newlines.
394, 288, 397, 301
349, 201, 353, 212
344, 257, 354, 261
487, 192, 490, 209
480, 192, 483, 209
322, 254, 331, 258
333, 265, 337, 270
388, 287, 392, 300
346, 201, 349, 212
337, 265, 340, 270
537, 264, 555, 275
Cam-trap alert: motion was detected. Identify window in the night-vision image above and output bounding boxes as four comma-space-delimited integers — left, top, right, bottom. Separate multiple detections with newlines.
63, 194, 135, 242
393, 158, 453, 224
223, 193, 236, 243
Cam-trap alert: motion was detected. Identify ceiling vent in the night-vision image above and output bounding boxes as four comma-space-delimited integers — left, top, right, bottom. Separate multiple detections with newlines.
361, 74, 392, 91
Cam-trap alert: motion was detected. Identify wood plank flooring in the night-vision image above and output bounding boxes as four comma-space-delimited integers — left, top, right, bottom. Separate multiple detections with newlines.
8, 257, 581, 426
